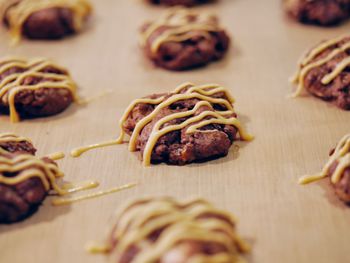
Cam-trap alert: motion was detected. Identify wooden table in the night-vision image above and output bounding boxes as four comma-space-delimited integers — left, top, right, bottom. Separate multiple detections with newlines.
0, 0, 349, 262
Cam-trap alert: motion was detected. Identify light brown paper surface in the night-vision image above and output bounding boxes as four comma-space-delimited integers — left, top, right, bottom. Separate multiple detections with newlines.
0, 0, 349, 262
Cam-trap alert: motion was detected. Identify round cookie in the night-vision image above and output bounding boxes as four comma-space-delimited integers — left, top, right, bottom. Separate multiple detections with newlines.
72, 83, 253, 166
100, 197, 249, 262
71, 83, 253, 166
0, 57, 77, 122
147, 0, 212, 6
291, 35, 350, 110
284, 0, 350, 26
0, 133, 64, 224
0, 152, 54, 224
122, 83, 252, 165
299, 134, 350, 204
0, 0, 92, 42
140, 8, 230, 71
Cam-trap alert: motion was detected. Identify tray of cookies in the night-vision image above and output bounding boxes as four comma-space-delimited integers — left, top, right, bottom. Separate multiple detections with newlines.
0, 0, 349, 263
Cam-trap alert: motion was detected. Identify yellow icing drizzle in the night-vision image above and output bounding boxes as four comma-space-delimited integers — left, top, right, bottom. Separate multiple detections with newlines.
71, 139, 121, 158
0, 133, 137, 207
93, 198, 249, 263
1, 0, 92, 44
71, 83, 253, 166
0, 149, 134, 205
70, 97, 166, 158
62, 180, 99, 193
52, 182, 138, 206
322, 56, 350, 84
0, 57, 78, 122
0, 132, 33, 144
291, 35, 350, 97
0, 152, 68, 195
86, 243, 110, 254
47, 151, 65, 160
140, 7, 223, 54
127, 92, 234, 152
299, 134, 350, 185
300, 35, 346, 66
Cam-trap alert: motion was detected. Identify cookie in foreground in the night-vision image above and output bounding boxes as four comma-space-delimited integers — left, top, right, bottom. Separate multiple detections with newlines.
71, 83, 253, 166
284, 0, 350, 26
140, 8, 230, 71
299, 133, 350, 204
0, 0, 92, 43
291, 35, 350, 110
0, 133, 66, 223
88, 197, 250, 263
0, 133, 137, 223
0, 57, 78, 122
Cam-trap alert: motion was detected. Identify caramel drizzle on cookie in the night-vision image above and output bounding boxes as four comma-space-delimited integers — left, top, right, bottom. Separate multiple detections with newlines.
0, 150, 134, 204
140, 7, 223, 54
71, 83, 253, 166
299, 134, 350, 185
89, 198, 249, 263
0, 0, 92, 44
0, 151, 136, 205
0, 149, 69, 194
291, 35, 350, 97
0, 133, 137, 205
0, 132, 33, 144
0, 57, 78, 122
0, 133, 88, 196
0, 133, 65, 160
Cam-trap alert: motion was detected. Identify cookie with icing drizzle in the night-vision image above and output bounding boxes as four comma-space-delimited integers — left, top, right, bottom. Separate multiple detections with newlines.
0, 57, 78, 122
0, 133, 137, 223
71, 83, 253, 166
0, 0, 92, 43
140, 8, 230, 71
291, 35, 350, 110
0, 133, 63, 223
284, 0, 350, 26
147, 0, 213, 6
92, 197, 250, 263
299, 134, 350, 204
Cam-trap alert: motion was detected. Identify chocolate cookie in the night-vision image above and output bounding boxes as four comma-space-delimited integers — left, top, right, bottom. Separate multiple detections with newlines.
0, 57, 77, 122
100, 197, 249, 262
0, 133, 36, 155
140, 8, 230, 71
0, 133, 65, 224
291, 35, 350, 110
0, 133, 110, 223
0, 0, 92, 43
299, 134, 350, 204
284, 0, 350, 26
72, 83, 253, 166
147, 0, 212, 6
